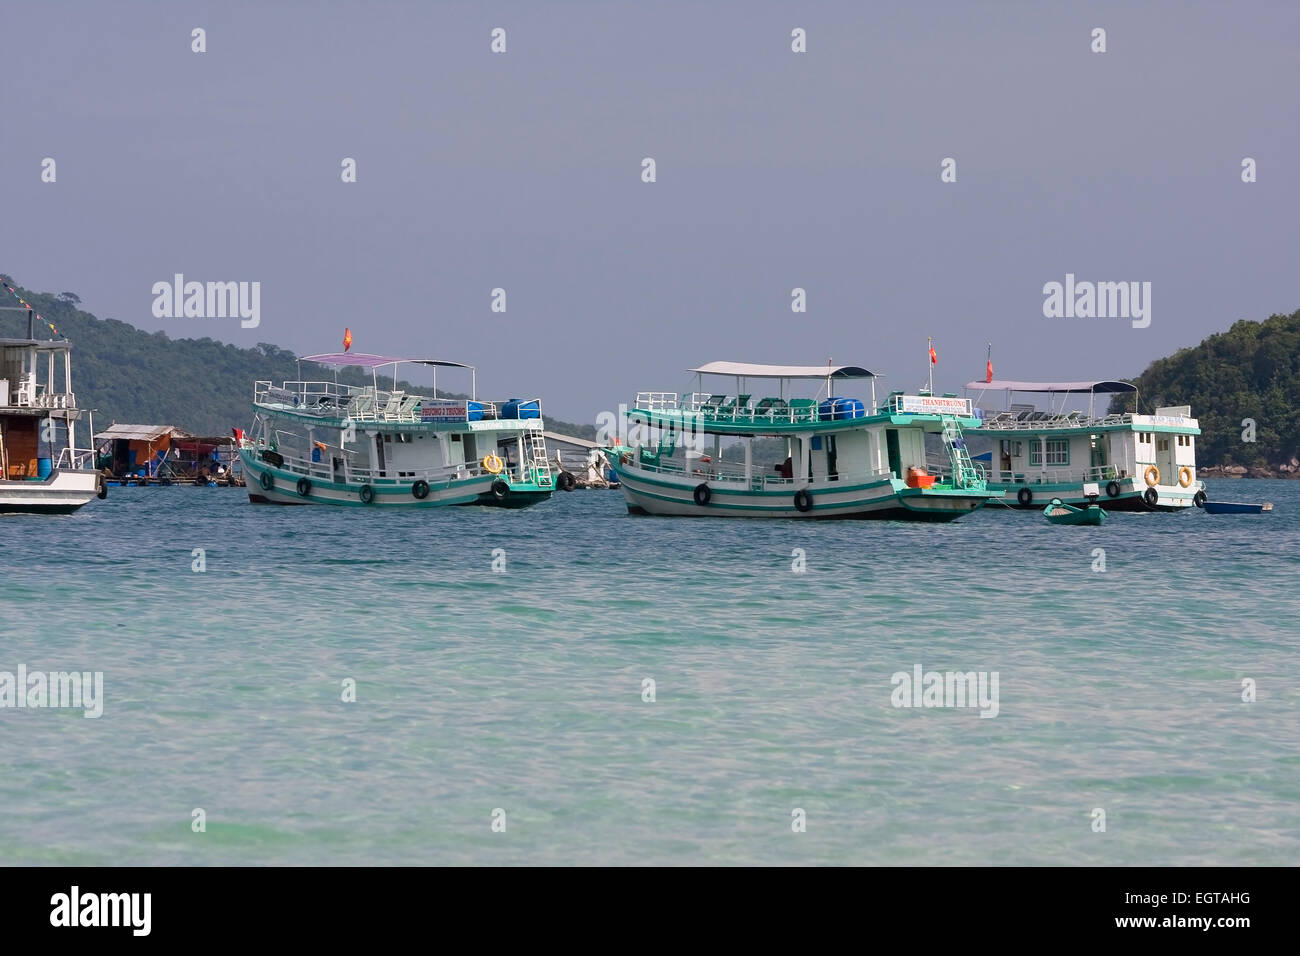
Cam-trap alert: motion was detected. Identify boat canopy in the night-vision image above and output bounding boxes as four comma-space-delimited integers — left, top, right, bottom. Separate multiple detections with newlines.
964, 379, 1136, 393
301, 352, 473, 370
689, 361, 874, 379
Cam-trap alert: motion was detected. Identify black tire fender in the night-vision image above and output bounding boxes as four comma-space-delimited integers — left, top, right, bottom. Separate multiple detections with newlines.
693, 483, 711, 506
1016, 486, 1033, 507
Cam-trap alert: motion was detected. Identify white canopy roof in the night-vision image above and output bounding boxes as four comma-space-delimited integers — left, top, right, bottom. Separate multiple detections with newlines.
301, 352, 473, 370
964, 379, 1136, 394
689, 361, 874, 379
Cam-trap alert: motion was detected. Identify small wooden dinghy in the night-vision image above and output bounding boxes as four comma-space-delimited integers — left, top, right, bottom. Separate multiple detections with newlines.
1202, 500, 1273, 514
1043, 497, 1107, 526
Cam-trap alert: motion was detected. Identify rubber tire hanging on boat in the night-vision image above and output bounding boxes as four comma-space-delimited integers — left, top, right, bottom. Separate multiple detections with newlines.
557, 471, 577, 492
491, 479, 510, 502
1016, 487, 1033, 507
693, 483, 711, 506
1143, 487, 1159, 507
359, 484, 374, 504
1193, 490, 1207, 508
411, 480, 430, 499
296, 477, 312, 497
1106, 480, 1121, 498
259, 470, 274, 492
793, 489, 813, 513
96, 476, 108, 500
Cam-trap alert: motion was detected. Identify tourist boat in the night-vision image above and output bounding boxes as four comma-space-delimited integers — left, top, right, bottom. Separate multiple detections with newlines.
0, 319, 103, 514
1202, 500, 1272, 514
1042, 497, 1106, 526
964, 379, 1205, 512
604, 361, 1003, 520
239, 352, 553, 508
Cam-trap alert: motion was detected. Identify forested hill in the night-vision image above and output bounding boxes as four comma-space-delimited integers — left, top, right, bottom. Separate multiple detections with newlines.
0, 279, 596, 438
1110, 308, 1300, 470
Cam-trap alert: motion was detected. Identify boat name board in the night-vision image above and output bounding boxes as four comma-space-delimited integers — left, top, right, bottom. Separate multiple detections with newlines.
1132, 413, 1195, 427
421, 400, 468, 423
898, 395, 971, 415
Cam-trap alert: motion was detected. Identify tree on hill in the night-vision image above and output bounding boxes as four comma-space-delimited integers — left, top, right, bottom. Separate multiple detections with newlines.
1110, 309, 1300, 468
0, 279, 596, 439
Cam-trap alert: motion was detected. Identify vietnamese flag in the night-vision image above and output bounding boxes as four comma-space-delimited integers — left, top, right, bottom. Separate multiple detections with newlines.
929, 344, 938, 365
343, 328, 353, 351
986, 358, 994, 383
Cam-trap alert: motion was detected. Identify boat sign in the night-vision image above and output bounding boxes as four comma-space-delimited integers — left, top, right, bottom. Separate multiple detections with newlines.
898, 395, 971, 415
421, 400, 468, 423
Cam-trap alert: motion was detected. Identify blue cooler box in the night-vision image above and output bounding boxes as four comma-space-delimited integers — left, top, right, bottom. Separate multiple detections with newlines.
818, 397, 865, 421
501, 399, 540, 420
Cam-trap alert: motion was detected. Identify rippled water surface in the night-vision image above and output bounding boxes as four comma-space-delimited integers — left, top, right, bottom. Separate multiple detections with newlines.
2, 481, 1298, 865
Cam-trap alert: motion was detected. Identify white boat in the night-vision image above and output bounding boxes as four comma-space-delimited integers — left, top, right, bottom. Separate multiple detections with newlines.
239, 352, 554, 509
964, 379, 1205, 511
605, 361, 1004, 520
0, 329, 102, 514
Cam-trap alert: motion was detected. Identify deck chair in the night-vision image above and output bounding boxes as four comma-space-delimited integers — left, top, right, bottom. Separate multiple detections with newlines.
715, 394, 751, 418
788, 398, 818, 422
698, 394, 727, 418
396, 395, 421, 419
349, 393, 376, 420
380, 391, 405, 420
752, 396, 787, 422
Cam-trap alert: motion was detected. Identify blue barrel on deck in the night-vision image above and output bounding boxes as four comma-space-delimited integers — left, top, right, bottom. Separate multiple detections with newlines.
501, 399, 540, 420
818, 397, 865, 421
466, 401, 484, 422
36, 457, 53, 479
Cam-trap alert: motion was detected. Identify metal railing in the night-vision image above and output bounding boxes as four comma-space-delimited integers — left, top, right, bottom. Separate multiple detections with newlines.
254, 445, 487, 486
975, 412, 1135, 430
619, 450, 895, 489
253, 381, 501, 424
633, 392, 834, 426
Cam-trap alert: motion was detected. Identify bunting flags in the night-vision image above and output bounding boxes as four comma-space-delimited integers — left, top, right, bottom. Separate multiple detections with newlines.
0, 274, 66, 338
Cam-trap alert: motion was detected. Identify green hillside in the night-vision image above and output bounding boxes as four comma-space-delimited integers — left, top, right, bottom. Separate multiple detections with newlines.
1110, 308, 1300, 469
1, 278, 596, 439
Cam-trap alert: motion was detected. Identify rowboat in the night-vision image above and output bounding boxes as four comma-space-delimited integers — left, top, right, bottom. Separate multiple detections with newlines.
1202, 500, 1272, 514
1042, 497, 1107, 526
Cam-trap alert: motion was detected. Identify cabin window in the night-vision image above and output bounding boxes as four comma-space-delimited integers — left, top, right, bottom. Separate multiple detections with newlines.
1157, 438, 1169, 452
1029, 438, 1069, 466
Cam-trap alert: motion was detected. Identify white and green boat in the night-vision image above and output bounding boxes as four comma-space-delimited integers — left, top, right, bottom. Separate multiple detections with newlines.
240, 352, 553, 509
604, 361, 1002, 520
963, 379, 1205, 511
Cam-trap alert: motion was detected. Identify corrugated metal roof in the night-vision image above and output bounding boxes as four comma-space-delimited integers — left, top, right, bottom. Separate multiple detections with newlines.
94, 424, 191, 442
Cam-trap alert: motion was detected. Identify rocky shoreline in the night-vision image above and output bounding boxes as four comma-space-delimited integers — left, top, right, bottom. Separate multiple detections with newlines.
1199, 460, 1300, 480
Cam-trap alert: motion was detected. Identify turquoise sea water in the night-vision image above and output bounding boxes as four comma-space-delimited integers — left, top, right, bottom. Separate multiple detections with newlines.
2, 481, 1298, 865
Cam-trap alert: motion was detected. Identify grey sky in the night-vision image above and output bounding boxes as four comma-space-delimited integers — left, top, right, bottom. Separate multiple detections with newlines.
3, 1, 1297, 422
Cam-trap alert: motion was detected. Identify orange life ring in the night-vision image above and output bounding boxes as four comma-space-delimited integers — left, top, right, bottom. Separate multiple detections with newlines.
1178, 466, 1192, 488
482, 454, 503, 474
1143, 465, 1160, 487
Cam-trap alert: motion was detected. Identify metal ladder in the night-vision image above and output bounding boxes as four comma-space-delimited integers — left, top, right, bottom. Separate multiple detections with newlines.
524, 423, 552, 485
940, 416, 977, 488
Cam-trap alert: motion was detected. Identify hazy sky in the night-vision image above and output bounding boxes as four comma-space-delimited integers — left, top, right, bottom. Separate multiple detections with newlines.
3, 1, 1297, 422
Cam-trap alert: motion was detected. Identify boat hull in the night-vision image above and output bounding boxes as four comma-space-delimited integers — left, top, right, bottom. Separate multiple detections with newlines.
609, 456, 995, 521
988, 476, 1201, 512
0, 469, 100, 515
1202, 501, 1271, 514
240, 450, 493, 507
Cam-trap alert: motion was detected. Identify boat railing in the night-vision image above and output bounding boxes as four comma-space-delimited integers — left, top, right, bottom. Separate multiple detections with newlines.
52, 446, 95, 469
986, 465, 1125, 484
623, 451, 893, 488
976, 411, 1134, 430
255, 446, 487, 485
632, 391, 826, 426
254, 381, 500, 424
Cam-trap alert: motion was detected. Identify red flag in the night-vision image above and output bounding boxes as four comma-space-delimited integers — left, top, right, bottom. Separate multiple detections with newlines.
232, 427, 245, 442
343, 328, 353, 352
986, 359, 994, 383
929, 345, 938, 365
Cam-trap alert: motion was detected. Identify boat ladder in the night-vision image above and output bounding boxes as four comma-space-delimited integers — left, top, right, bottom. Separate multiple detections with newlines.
940, 416, 979, 489
524, 423, 553, 486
